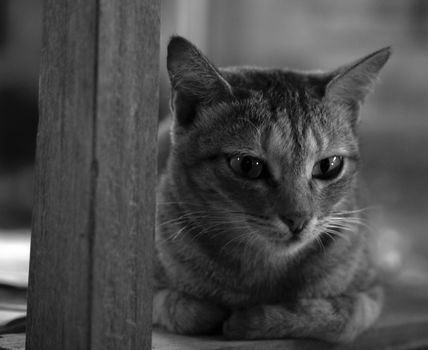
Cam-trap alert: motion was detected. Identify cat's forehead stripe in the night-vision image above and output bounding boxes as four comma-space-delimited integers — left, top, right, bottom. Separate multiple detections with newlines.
263, 124, 285, 179
264, 121, 293, 156
270, 124, 287, 150
305, 128, 319, 155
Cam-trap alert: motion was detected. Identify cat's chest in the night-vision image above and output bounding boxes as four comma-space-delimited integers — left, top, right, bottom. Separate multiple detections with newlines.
158, 244, 308, 307
157, 233, 363, 308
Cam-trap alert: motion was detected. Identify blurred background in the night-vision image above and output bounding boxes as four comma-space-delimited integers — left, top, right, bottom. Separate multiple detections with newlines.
0, 0, 427, 322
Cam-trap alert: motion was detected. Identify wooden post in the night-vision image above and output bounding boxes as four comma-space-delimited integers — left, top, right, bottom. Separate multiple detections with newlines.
25, 0, 159, 349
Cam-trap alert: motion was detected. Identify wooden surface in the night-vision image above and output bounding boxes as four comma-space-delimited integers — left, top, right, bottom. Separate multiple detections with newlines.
2, 283, 428, 350
26, 0, 159, 349
150, 284, 428, 350
0, 334, 24, 350
2, 319, 428, 350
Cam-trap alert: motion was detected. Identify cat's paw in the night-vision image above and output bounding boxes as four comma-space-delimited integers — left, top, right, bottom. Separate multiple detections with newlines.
223, 306, 272, 340
222, 290, 383, 342
153, 289, 228, 335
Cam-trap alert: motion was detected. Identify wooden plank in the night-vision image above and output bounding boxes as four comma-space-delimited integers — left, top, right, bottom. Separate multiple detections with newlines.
0, 334, 24, 350
26, 1, 97, 348
25, 0, 159, 349
2, 281, 428, 349
4, 283, 428, 350
2, 318, 428, 350
151, 322, 428, 350
91, 0, 159, 349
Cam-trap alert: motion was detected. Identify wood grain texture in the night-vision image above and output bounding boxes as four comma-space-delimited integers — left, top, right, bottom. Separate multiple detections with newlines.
26, 0, 159, 349
0, 334, 25, 350
0, 284, 421, 349
151, 321, 428, 350
2, 317, 428, 350
92, 0, 159, 349
2, 283, 428, 349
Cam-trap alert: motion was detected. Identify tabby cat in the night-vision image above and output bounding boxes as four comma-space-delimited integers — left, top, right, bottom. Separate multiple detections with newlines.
154, 36, 391, 343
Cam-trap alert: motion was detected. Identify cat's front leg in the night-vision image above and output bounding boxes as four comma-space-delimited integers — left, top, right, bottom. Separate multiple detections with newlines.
153, 289, 228, 335
223, 286, 383, 343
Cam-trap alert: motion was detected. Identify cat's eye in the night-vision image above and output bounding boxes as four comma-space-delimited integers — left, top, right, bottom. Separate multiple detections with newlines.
312, 156, 344, 180
229, 155, 265, 179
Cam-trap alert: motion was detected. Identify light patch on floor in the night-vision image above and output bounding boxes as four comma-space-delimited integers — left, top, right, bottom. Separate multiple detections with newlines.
0, 230, 30, 288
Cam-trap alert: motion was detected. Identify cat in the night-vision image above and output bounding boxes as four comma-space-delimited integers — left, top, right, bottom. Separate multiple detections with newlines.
153, 35, 391, 343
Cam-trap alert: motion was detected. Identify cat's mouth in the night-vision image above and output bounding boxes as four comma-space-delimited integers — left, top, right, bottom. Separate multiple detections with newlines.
243, 214, 319, 247
257, 225, 296, 245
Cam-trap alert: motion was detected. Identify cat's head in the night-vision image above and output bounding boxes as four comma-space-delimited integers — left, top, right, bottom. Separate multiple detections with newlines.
164, 36, 390, 258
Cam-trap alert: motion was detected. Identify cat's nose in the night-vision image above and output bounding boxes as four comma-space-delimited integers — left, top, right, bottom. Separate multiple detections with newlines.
280, 213, 310, 235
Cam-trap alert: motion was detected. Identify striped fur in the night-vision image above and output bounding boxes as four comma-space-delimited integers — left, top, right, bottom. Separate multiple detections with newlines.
153, 36, 390, 342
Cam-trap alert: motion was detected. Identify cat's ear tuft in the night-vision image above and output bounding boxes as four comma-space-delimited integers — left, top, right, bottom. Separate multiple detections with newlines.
167, 36, 233, 126
326, 47, 391, 108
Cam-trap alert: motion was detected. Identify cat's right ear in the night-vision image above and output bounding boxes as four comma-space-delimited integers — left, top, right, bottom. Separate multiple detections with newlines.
167, 36, 233, 126
325, 47, 391, 109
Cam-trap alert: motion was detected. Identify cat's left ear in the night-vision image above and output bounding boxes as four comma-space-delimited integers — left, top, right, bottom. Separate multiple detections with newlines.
167, 36, 233, 126
325, 47, 391, 109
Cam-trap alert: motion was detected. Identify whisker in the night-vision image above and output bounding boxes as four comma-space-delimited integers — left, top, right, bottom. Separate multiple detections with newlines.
331, 206, 378, 216
220, 231, 251, 254
315, 233, 326, 253
322, 229, 351, 242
